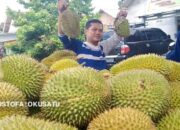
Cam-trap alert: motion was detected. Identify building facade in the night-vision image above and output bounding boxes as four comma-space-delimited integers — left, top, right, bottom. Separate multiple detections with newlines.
99, 9, 115, 32
125, 0, 180, 41
0, 33, 16, 56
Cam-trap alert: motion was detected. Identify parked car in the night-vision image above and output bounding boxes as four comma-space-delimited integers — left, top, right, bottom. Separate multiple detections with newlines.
103, 28, 174, 68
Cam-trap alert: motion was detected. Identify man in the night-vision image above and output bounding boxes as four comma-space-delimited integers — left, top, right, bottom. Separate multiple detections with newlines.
58, 0, 128, 70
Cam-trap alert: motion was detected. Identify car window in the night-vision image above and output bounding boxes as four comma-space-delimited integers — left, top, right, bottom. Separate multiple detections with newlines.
103, 28, 168, 42
133, 31, 141, 41
153, 29, 167, 39
138, 31, 147, 41
125, 35, 135, 42
125, 30, 147, 42
145, 30, 157, 40
145, 29, 167, 40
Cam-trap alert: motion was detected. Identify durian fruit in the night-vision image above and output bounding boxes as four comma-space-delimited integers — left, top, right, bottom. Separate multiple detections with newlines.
157, 109, 180, 130
1, 55, 45, 99
167, 61, 180, 81
0, 115, 77, 130
60, 9, 80, 38
0, 59, 3, 81
169, 82, 180, 110
109, 69, 170, 121
50, 59, 80, 72
0, 82, 28, 118
39, 62, 49, 73
45, 71, 54, 81
114, 17, 130, 37
114, 1, 129, 37
88, 107, 156, 130
31, 111, 45, 120
41, 67, 111, 128
41, 50, 77, 67
110, 54, 170, 77
99, 69, 113, 79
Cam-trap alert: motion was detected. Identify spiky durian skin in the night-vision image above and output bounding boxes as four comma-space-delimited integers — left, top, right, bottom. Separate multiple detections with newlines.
31, 112, 45, 120
41, 50, 77, 67
109, 69, 170, 121
157, 109, 180, 130
114, 18, 130, 37
2, 55, 45, 99
88, 107, 156, 130
169, 82, 180, 110
0, 115, 77, 130
0, 59, 3, 81
110, 54, 170, 77
50, 59, 80, 72
60, 9, 80, 38
99, 69, 113, 79
0, 82, 28, 118
99, 69, 112, 76
167, 61, 180, 81
44, 72, 54, 81
41, 67, 111, 128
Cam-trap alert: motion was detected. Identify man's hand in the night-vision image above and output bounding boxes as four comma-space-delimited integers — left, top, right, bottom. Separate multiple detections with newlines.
58, 0, 68, 14
116, 7, 128, 18
58, 0, 68, 34
114, 8, 130, 37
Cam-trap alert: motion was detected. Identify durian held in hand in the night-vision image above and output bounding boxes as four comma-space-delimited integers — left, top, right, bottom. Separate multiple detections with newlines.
114, 1, 130, 37
58, 0, 80, 38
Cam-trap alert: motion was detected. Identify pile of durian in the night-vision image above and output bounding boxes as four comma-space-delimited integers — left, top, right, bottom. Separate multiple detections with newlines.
0, 50, 180, 130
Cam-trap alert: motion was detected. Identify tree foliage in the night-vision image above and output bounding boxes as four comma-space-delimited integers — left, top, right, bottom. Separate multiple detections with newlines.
6, 0, 60, 60
6, 0, 96, 60
69, 0, 94, 18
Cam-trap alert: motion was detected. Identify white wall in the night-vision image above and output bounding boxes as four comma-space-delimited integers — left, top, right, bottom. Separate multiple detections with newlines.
127, 0, 147, 24
127, 0, 179, 41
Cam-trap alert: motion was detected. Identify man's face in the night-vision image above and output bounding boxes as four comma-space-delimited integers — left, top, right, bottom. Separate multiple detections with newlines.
85, 23, 103, 45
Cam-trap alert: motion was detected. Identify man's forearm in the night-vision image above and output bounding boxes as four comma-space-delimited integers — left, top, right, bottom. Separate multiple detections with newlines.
100, 33, 122, 55
57, 0, 68, 35
58, 14, 64, 35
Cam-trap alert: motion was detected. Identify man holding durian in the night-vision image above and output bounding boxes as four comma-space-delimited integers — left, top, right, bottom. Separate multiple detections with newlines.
58, 0, 130, 70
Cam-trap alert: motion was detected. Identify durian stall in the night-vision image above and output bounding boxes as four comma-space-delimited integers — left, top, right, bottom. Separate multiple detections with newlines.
0, 2, 179, 130
0, 52, 180, 130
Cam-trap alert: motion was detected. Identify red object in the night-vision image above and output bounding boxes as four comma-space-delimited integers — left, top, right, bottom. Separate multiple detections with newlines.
120, 44, 130, 54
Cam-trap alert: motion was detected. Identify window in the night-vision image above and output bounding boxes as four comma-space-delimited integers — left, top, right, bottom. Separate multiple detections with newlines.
125, 30, 147, 42
145, 29, 167, 40
138, 31, 147, 41
145, 30, 156, 40
153, 29, 167, 39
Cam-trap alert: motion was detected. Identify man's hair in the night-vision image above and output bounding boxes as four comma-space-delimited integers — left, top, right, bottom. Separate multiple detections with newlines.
85, 19, 103, 29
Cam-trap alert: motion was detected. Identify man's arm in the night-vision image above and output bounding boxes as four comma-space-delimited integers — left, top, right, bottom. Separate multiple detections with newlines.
100, 9, 128, 55
58, 0, 72, 50
100, 33, 122, 55
58, 5, 72, 50
58, 14, 64, 35
58, 0, 68, 35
